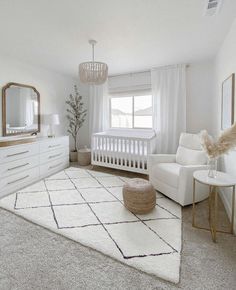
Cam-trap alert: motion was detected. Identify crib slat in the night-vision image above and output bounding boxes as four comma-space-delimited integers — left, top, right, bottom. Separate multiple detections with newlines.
116, 138, 119, 165
106, 137, 108, 164
108, 137, 110, 164
110, 137, 113, 165
103, 136, 107, 163
119, 138, 122, 166
121, 138, 123, 155
115, 138, 118, 165
120, 138, 122, 165
93, 136, 96, 162
133, 139, 136, 168
137, 140, 140, 170
98, 137, 102, 162
102, 137, 105, 163
128, 139, 131, 168
142, 140, 145, 170
112, 137, 115, 165
104, 136, 106, 163
124, 139, 127, 167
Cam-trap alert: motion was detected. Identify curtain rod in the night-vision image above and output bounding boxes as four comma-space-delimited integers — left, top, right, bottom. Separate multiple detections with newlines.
109, 69, 150, 78
109, 64, 190, 78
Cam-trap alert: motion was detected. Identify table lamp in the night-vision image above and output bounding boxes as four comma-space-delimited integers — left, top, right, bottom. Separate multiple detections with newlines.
47, 114, 60, 138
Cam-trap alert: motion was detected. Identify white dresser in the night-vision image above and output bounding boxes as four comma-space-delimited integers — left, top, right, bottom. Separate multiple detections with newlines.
0, 136, 69, 198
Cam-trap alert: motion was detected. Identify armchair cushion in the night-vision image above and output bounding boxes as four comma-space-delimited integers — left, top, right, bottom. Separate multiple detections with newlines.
176, 146, 207, 166
179, 133, 202, 150
148, 154, 176, 170
151, 163, 181, 188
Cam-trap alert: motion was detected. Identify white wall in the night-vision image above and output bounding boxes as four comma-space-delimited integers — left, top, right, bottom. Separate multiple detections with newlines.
214, 18, 236, 231
186, 61, 215, 135
0, 55, 90, 149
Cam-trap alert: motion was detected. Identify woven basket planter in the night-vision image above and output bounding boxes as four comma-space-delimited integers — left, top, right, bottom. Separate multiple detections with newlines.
78, 149, 91, 166
123, 178, 156, 214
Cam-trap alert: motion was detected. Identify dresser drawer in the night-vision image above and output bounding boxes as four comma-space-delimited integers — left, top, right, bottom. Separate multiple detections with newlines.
40, 147, 69, 165
40, 137, 69, 153
0, 155, 39, 177
0, 143, 39, 164
0, 167, 39, 198
40, 157, 69, 178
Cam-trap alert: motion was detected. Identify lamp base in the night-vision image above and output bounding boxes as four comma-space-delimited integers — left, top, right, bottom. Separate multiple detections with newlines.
47, 125, 55, 138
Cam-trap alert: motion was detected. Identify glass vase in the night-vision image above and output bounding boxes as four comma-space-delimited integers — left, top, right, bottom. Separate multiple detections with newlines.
208, 157, 218, 178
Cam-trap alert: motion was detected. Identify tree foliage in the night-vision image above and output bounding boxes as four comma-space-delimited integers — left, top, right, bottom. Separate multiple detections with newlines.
66, 85, 87, 151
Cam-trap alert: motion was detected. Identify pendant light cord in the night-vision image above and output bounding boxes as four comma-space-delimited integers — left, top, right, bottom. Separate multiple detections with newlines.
92, 43, 94, 63
89, 39, 97, 63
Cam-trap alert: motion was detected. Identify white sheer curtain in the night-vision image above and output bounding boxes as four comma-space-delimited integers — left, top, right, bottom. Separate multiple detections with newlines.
151, 64, 186, 153
89, 82, 110, 137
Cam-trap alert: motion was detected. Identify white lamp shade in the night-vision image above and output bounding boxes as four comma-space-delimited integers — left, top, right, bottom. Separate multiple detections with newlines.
48, 114, 60, 125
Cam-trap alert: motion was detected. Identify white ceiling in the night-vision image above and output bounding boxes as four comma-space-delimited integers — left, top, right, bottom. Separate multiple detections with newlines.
0, 0, 235, 77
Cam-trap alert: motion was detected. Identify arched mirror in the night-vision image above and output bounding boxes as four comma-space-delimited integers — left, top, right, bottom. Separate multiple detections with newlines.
2, 82, 40, 136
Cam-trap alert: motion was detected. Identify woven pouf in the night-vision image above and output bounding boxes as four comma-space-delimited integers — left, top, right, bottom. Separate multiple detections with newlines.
123, 178, 156, 214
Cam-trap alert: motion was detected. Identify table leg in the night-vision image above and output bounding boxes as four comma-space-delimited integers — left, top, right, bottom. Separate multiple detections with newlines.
192, 178, 196, 227
208, 185, 212, 223
213, 187, 218, 242
231, 186, 235, 234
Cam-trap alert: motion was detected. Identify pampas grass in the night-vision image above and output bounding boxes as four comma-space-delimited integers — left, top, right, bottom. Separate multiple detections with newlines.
200, 123, 236, 158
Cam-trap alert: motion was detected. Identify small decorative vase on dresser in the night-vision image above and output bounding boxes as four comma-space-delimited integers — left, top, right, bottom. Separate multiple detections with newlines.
0, 136, 69, 199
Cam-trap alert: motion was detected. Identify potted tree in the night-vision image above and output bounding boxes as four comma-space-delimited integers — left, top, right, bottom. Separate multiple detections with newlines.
66, 85, 87, 162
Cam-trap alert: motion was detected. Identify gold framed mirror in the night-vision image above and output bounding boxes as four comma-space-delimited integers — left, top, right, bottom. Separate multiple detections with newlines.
2, 82, 40, 136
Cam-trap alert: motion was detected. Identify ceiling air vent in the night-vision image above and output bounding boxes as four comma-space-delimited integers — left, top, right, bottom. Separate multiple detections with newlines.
204, 0, 222, 16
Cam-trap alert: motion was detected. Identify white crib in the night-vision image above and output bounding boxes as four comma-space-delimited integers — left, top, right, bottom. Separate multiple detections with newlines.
91, 130, 156, 174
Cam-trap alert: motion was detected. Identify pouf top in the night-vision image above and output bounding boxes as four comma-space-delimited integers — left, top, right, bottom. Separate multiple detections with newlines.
124, 178, 152, 191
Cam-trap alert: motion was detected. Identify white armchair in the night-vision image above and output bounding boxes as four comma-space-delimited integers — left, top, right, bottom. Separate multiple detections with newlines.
148, 133, 209, 206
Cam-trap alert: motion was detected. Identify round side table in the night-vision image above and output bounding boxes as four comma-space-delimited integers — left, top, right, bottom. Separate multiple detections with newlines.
192, 170, 236, 242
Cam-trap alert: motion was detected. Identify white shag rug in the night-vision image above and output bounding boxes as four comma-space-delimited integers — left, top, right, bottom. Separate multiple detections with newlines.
0, 167, 182, 283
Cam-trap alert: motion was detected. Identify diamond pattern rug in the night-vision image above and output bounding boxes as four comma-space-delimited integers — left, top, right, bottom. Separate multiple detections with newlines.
0, 167, 182, 283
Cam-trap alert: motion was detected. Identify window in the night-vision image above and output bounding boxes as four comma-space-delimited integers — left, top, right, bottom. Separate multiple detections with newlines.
110, 94, 152, 129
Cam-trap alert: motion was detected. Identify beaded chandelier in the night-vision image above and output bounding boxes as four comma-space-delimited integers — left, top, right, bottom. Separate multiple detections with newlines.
79, 40, 108, 85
